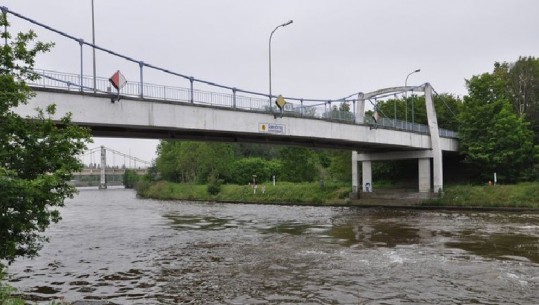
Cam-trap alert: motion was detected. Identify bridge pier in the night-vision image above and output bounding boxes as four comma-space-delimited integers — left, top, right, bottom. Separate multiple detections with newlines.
418, 158, 431, 193
98, 145, 107, 189
362, 161, 373, 192
352, 151, 443, 197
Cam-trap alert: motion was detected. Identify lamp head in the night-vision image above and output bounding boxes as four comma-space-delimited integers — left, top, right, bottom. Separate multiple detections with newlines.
414, 69, 421, 73
283, 20, 293, 26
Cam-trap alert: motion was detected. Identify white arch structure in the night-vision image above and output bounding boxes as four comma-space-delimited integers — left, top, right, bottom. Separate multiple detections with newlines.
351, 83, 444, 197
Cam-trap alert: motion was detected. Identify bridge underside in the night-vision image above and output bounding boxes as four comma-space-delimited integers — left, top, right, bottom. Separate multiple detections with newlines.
87, 124, 427, 152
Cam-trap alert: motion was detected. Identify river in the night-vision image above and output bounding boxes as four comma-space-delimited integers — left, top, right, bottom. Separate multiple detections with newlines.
6, 188, 539, 304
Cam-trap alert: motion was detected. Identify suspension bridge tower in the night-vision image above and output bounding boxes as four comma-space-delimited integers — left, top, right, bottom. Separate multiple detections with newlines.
98, 145, 107, 189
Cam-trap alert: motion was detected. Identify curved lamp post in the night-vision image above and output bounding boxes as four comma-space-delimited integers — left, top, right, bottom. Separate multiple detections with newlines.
269, 20, 293, 111
405, 69, 421, 129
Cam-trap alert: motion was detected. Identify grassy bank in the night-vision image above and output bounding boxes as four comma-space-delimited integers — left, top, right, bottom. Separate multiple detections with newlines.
137, 181, 351, 205
0, 272, 24, 305
425, 182, 539, 208
138, 180, 539, 208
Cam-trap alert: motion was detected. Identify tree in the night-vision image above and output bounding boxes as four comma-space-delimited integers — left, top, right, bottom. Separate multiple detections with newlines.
327, 150, 352, 182
0, 14, 91, 267
459, 66, 535, 182
227, 157, 278, 184
323, 101, 354, 121
279, 147, 318, 182
155, 140, 234, 183
376, 94, 461, 130
123, 169, 140, 189
504, 57, 539, 143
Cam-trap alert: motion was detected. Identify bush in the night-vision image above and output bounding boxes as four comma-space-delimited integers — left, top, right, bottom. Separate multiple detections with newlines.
228, 158, 278, 184
123, 169, 141, 189
207, 173, 223, 195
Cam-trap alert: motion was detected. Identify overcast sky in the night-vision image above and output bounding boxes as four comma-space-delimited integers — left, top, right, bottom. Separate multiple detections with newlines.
3, 0, 539, 164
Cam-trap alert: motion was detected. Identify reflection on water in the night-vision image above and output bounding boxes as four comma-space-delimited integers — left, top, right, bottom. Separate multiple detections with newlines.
6, 189, 539, 304
447, 233, 539, 263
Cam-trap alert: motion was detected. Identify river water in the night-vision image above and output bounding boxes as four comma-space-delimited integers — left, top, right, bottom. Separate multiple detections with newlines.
6, 188, 539, 304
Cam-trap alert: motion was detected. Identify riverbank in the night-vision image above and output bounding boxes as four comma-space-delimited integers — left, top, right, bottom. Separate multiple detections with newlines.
137, 181, 539, 208
136, 181, 352, 205
424, 182, 539, 208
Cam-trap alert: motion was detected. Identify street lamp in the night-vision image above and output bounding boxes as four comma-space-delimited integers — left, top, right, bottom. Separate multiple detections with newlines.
91, 0, 96, 92
404, 69, 420, 129
269, 20, 293, 112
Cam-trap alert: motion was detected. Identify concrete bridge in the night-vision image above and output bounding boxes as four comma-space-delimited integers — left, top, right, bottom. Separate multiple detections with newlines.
2, 7, 459, 197
15, 81, 458, 196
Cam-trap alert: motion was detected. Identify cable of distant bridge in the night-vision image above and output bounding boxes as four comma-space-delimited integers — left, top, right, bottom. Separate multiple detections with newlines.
79, 146, 152, 168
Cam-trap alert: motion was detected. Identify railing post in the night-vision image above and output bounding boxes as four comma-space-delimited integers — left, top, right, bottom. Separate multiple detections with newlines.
232, 88, 237, 109
139, 61, 144, 98
300, 99, 304, 117
189, 76, 195, 104
411, 89, 415, 130
352, 99, 356, 123
78, 38, 84, 92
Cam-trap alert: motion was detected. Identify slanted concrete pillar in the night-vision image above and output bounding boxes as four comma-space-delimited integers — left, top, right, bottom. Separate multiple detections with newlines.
98, 145, 107, 189
418, 158, 431, 193
356, 93, 365, 123
424, 84, 443, 192
351, 151, 359, 196
362, 161, 372, 192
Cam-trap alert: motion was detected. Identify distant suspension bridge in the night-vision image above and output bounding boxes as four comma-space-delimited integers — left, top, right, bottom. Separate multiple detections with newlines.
75, 146, 152, 189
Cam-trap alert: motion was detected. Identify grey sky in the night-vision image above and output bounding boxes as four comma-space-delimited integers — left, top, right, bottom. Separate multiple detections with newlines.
3, 0, 539, 164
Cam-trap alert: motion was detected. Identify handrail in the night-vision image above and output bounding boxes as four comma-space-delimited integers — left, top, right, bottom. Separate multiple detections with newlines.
28, 69, 458, 139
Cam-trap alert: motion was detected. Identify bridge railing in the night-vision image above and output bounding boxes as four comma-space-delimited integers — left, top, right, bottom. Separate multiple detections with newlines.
29, 69, 459, 139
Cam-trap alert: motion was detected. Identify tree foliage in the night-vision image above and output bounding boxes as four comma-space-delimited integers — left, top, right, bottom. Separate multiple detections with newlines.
154, 141, 343, 185
502, 57, 539, 144
0, 14, 91, 266
279, 147, 318, 182
123, 169, 140, 189
375, 94, 461, 130
458, 64, 535, 182
155, 140, 234, 183
227, 157, 280, 184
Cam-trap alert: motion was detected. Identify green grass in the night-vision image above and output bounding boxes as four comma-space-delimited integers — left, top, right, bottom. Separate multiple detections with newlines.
0, 272, 25, 305
425, 182, 539, 208
138, 180, 539, 208
137, 181, 352, 205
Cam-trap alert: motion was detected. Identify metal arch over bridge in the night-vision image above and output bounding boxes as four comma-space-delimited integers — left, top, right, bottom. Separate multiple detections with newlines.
3, 6, 458, 196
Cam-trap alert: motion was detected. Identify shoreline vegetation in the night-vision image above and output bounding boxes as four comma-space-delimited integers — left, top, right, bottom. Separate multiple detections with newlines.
136, 181, 539, 209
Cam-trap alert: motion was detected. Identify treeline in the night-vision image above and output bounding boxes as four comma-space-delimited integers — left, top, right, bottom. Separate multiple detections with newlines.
154, 142, 352, 185
457, 57, 539, 182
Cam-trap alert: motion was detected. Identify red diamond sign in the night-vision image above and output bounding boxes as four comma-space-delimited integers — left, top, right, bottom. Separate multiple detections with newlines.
109, 70, 127, 90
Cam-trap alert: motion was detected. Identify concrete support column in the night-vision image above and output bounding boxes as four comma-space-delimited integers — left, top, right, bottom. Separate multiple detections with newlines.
424, 84, 443, 192
99, 145, 107, 189
418, 158, 431, 193
351, 151, 359, 196
362, 161, 372, 192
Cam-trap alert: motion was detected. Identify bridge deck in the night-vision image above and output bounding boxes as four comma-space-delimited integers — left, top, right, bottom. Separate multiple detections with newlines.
18, 87, 459, 153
